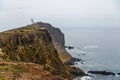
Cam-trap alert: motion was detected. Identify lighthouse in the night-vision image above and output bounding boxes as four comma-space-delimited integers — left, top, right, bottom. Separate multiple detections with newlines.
31, 18, 35, 24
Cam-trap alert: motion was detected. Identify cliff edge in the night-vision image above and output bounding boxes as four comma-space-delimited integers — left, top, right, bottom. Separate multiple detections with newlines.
30, 22, 72, 63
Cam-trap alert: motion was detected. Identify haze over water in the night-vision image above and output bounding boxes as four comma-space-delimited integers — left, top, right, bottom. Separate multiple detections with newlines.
62, 27, 120, 80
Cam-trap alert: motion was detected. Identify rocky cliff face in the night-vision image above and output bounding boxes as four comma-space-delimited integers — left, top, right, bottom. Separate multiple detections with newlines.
31, 22, 72, 63
36, 22, 65, 46
0, 26, 64, 75
0, 23, 84, 79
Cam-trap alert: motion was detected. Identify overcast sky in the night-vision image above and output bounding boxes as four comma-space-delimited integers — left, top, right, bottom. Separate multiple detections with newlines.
0, 0, 120, 31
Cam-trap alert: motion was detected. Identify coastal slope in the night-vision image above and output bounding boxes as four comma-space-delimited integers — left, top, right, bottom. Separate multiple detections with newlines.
0, 22, 84, 80
25, 22, 72, 63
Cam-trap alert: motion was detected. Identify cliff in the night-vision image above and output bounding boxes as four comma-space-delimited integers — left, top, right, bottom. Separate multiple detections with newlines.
30, 22, 72, 63
0, 22, 84, 79
0, 26, 65, 75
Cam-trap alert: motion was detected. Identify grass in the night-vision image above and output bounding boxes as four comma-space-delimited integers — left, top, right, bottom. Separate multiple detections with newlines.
0, 63, 26, 80
0, 64, 26, 75
10, 65, 26, 75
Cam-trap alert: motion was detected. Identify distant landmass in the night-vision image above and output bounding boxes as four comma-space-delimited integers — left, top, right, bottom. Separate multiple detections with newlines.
0, 22, 84, 80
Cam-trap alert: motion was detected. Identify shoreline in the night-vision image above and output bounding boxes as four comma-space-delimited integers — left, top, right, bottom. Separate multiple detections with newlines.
66, 46, 120, 80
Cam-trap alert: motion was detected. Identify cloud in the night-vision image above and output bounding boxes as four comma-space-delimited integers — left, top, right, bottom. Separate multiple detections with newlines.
0, 0, 120, 31
0, 0, 4, 10
2, 0, 119, 17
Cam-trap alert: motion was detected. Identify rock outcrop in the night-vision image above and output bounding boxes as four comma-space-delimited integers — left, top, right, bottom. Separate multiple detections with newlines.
29, 22, 72, 63
88, 71, 115, 75
34, 22, 65, 46
117, 73, 120, 75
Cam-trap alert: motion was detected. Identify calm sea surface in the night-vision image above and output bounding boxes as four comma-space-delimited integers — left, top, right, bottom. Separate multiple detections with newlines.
61, 27, 120, 80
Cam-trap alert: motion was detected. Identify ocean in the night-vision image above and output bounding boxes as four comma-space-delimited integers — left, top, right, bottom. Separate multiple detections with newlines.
61, 27, 120, 80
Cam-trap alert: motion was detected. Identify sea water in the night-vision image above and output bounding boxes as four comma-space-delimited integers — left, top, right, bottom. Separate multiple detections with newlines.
61, 27, 120, 80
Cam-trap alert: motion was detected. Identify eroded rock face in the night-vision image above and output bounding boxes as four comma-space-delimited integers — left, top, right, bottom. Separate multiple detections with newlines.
0, 26, 65, 75
35, 22, 65, 46
0, 23, 85, 79
33, 22, 72, 63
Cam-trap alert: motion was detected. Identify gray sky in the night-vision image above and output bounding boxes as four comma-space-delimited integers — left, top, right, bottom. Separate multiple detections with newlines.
0, 0, 120, 31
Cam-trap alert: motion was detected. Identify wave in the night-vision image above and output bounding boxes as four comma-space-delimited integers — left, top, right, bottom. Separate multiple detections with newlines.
83, 45, 100, 49
81, 76, 92, 80
79, 51, 86, 54
73, 76, 92, 80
